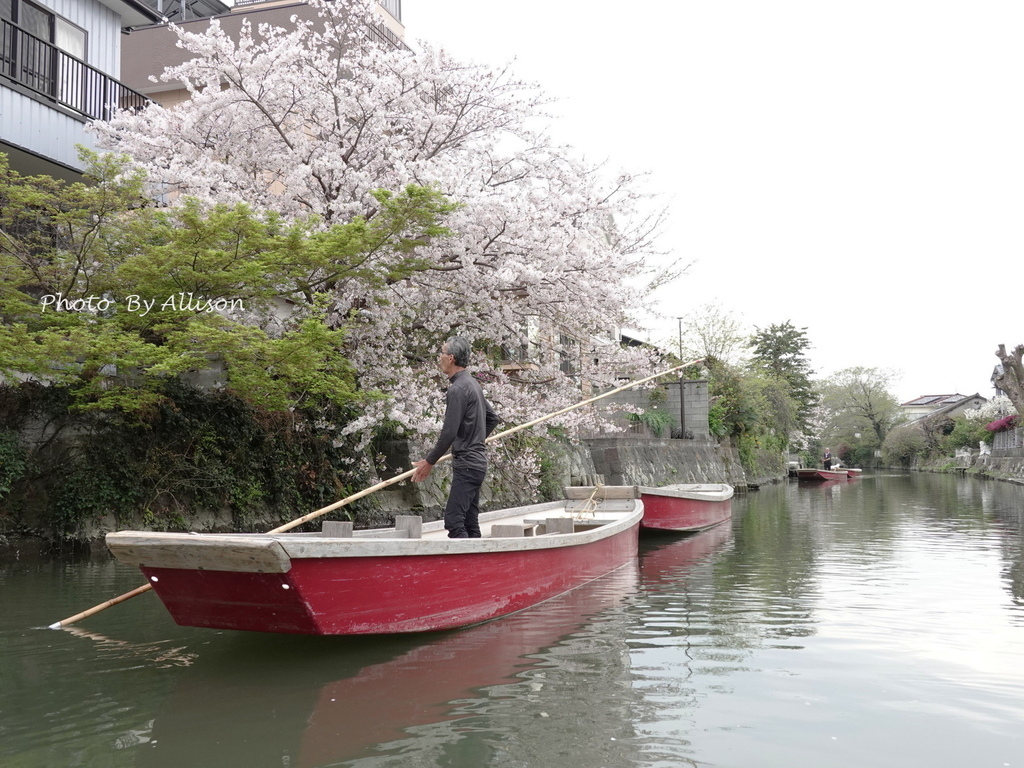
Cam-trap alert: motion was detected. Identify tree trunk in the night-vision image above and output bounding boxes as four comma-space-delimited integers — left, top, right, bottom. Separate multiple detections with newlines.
994, 344, 1024, 414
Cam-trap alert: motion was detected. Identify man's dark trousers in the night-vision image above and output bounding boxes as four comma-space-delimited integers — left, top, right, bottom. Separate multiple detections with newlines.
444, 465, 486, 538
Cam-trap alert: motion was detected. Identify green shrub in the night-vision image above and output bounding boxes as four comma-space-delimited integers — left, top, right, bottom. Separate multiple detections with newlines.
881, 426, 927, 467
628, 408, 674, 437
943, 417, 989, 452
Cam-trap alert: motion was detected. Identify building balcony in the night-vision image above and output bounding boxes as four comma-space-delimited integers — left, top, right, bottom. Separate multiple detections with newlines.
1, 18, 149, 123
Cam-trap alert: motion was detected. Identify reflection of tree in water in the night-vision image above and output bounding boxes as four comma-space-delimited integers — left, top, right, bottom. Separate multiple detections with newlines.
621, 498, 829, 763
331, 475, 1024, 767
883, 473, 1024, 611
987, 481, 1024, 609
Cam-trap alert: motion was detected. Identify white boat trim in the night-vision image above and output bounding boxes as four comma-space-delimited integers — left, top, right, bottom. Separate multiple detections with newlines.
636, 483, 734, 502
106, 498, 643, 572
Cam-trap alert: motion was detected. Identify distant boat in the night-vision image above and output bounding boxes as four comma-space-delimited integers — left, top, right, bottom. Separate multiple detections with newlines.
795, 468, 849, 482
634, 483, 734, 532
842, 468, 863, 478
105, 488, 642, 636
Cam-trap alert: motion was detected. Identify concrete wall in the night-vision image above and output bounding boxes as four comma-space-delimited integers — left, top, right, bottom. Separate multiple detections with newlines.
582, 379, 710, 439
585, 437, 740, 487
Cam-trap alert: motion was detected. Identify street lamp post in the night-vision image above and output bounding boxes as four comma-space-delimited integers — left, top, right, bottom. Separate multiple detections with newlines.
677, 317, 686, 439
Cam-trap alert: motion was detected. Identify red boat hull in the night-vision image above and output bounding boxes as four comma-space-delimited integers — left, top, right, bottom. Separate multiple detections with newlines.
796, 468, 848, 482
638, 485, 733, 532
140, 525, 640, 635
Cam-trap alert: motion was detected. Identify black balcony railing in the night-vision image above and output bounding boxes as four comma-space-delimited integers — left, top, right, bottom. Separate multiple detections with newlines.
1, 19, 149, 122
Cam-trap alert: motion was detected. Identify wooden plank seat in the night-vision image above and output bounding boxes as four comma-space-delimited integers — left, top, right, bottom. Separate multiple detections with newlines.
489, 523, 539, 538
321, 515, 423, 539
515, 517, 575, 535
563, 485, 638, 500
520, 516, 623, 535
321, 521, 354, 537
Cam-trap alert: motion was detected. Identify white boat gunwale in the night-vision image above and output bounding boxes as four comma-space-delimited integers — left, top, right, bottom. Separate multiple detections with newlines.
636, 483, 734, 502
105, 498, 643, 573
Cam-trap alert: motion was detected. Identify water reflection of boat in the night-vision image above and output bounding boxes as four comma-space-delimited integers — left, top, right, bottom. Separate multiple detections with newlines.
106, 489, 641, 635
138, 562, 641, 767
636, 483, 733, 532
638, 522, 733, 581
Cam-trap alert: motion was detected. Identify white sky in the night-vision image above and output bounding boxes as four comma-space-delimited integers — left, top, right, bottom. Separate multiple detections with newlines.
402, 0, 1023, 403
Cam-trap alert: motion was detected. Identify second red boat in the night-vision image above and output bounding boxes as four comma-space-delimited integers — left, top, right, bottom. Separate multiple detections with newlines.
635, 483, 734, 532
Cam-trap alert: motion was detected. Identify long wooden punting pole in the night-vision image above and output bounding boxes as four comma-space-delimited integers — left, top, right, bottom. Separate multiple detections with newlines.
49, 358, 703, 629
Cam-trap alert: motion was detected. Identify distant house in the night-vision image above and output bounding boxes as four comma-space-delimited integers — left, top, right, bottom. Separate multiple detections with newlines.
900, 393, 987, 423
0, 0, 161, 181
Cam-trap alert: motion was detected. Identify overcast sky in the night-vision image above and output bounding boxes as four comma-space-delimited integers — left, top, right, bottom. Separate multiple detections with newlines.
402, 0, 1023, 402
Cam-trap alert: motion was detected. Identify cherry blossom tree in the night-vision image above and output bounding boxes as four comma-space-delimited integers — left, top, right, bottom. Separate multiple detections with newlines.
92, 0, 669, 486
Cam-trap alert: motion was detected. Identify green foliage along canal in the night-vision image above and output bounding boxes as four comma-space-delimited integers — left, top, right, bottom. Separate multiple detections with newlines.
2, 472, 1023, 767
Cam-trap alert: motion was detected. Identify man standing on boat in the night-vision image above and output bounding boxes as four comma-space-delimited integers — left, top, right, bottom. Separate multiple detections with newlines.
823, 447, 832, 470
412, 336, 500, 538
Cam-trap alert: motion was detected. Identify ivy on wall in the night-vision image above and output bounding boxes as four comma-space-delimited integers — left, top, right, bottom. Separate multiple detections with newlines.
0, 381, 372, 539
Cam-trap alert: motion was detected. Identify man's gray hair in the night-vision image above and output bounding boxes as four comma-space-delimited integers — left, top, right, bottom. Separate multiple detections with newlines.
445, 336, 471, 368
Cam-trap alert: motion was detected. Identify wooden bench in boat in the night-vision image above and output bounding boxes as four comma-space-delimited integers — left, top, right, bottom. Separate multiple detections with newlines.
518, 517, 623, 535
321, 515, 423, 539
490, 517, 619, 537
489, 523, 539, 538
562, 485, 638, 500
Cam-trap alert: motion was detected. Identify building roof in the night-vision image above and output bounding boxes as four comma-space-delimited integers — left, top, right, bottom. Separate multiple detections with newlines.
910, 393, 987, 424
99, 0, 164, 28
900, 394, 968, 408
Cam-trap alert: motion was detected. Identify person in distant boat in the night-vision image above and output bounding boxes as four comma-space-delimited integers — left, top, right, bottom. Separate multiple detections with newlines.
412, 336, 500, 538
823, 447, 832, 470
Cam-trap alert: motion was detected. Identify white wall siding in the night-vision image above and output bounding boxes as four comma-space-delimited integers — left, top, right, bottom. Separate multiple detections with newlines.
0, 89, 95, 170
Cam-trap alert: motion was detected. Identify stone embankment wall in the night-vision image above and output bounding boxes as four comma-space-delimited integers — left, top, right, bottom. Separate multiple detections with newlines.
584, 437, 743, 487
918, 447, 1024, 485
1, 434, 786, 554
973, 456, 1024, 484
357, 435, 781, 524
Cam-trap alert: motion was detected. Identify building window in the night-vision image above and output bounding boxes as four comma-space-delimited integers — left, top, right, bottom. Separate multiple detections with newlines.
10, 0, 86, 54
2, 0, 87, 99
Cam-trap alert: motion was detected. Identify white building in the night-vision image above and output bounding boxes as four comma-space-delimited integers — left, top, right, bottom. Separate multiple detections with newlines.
0, 0, 160, 181
900, 393, 987, 423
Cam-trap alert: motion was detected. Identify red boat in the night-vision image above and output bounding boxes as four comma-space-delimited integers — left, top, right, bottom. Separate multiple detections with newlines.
635, 483, 734, 532
105, 487, 642, 635
795, 468, 849, 482
144, 563, 641, 765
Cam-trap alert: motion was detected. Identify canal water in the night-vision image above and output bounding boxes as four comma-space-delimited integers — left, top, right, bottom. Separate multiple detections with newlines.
2, 471, 1023, 767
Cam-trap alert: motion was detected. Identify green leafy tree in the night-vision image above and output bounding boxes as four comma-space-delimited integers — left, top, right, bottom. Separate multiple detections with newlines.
704, 359, 787, 477
749, 321, 819, 440
817, 367, 904, 459
0, 152, 456, 413
881, 425, 927, 468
